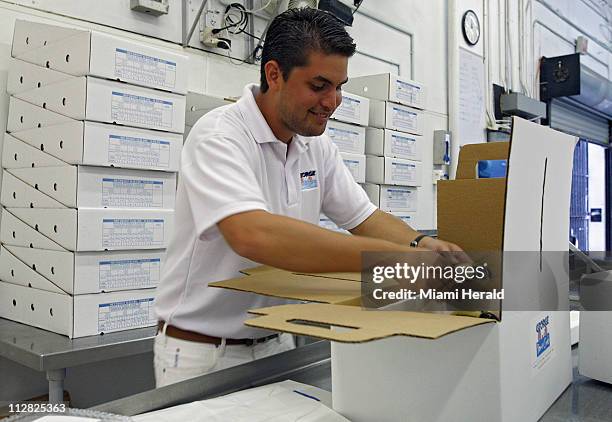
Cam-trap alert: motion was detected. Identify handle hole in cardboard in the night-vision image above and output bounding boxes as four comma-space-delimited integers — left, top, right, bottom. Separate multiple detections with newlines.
29, 203, 33, 208
13, 153, 17, 161
65, 54, 70, 63
42, 102, 46, 109
32, 264, 36, 271
43, 40, 47, 46
28, 283, 31, 288
49, 308, 53, 316
31, 163, 35, 168
34, 184, 38, 190
34, 224, 38, 231
40, 144, 44, 151
45, 61, 50, 68
12, 299, 16, 307
19, 76, 23, 84
288, 319, 357, 331
62, 97, 66, 106
37, 82, 41, 88
53, 183, 57, 191
19, 116, 23, 124
10, 269, 14, 277
12, 192, 16, 199
53, 225, 58, 233
29, 243, 33, 248
37, 123, 41, 128
30, 304, 34, 311
11, 231, 15, 239
51, 266, 55, 274
59, 141, 64, 149
25, 36, 29, 44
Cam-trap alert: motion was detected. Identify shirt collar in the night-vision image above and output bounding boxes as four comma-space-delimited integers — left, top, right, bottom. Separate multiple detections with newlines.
237, 84, 313, 151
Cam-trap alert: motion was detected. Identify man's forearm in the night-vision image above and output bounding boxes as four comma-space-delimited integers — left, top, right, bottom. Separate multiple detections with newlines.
349, 209, 421, 245
219, 210, 417, 273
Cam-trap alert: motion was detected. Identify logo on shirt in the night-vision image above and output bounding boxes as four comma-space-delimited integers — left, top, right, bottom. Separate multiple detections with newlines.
300, 170, 318, 190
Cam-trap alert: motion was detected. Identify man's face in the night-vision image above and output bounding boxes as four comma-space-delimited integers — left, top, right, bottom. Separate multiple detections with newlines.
276, 51, 348, 137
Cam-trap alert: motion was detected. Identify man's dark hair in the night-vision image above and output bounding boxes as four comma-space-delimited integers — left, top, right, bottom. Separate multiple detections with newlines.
259, 8, 356, 92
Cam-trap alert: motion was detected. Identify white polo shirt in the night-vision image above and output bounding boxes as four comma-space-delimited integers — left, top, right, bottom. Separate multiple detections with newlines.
154, 84, 376, 339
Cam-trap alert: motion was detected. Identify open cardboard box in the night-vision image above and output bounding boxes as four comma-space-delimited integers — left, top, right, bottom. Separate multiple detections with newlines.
211, 117, 576, 421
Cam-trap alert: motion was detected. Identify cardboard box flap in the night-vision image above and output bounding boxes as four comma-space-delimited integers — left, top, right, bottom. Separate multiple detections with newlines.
9, 166, 78, 208
7, 97, 73, 132
246, 304, 494, 343
1, 208, 67, 251
239, 266, 361, 282
11, 120, 84, 164
14, 76, 87, 120
456, 142, 509, 179
1, 170, 66, 208
12, 19, 83, 57
0, 246, 66, 294
15, 31, 91, 77
8, 207, 77, 251
210, 271, 361, 304
4, 245, 74, 293
3, 133, 69, 169
7, 58, 72, 95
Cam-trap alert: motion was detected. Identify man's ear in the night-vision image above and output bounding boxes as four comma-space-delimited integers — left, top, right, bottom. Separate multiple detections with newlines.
264, 60, 283, 91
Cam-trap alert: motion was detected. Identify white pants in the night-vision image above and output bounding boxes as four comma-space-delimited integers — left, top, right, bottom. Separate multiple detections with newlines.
154, 331, 295, 387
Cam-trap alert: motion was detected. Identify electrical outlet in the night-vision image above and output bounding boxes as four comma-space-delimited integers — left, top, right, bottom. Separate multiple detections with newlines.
200, 27, 231, 49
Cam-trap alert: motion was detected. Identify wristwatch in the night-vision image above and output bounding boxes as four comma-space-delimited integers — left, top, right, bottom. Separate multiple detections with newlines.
410, 234, 429, 247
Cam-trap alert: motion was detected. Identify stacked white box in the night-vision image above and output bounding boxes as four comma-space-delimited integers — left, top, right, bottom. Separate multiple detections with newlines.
0, 20, 188, 338
327, 91, 369, 183
345, 73, 426, 223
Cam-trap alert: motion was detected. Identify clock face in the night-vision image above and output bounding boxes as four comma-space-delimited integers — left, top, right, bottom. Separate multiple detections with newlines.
462, 10, 480, 46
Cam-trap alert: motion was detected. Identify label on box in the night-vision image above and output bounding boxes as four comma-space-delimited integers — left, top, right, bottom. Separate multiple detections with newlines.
531, 313, 555, 375
328, 126, 362, 152
102, 219, 165, 248
385, 188, 414, 208
334, 96, 362, 122
111, 92, 174, 129
115, 48, 177, 90
102, 178, 164, 208
99, 258, 161, 290
391, 161, 417, 183
395, 80, 422, 105
391, 106, 418, 132
342, 158, 361, 181
108, 135, 171, 168
98, 297, 155, 332
390, 133, 418, 158
396, 215, 414, 225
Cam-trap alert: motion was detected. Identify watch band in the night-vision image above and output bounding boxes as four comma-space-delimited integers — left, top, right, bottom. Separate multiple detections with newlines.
410, 234, 429, 248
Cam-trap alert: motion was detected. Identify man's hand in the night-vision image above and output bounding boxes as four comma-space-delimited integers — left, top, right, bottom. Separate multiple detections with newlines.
418, 237, 472, 264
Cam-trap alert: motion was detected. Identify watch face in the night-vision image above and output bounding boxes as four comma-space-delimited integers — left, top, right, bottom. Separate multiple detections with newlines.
462, 10, 480, 45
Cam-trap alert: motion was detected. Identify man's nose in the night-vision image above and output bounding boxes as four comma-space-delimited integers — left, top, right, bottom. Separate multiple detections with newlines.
320, 90, 340, 111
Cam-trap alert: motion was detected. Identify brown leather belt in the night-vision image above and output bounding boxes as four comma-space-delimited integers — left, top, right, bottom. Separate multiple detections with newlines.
157, 321, 278, 346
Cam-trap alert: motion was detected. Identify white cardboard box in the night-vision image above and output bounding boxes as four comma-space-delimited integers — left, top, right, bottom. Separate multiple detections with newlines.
365, 128, 422, 161
344, 73, 426, 109
1, 207, 174, 251
340, 153, 366, 184
7, 97, 71, 133
325, 120, 365, 155
331, 92, 369, 126
390, 211, 418, 227
363, 183, 417, 211
6, 115, 182, 171
366, 156, 422, 186
368, 100, 423, 135
2, 166, 176, 209
12, 76, 186, 134
213, 118, 576, 422
0, 244, 164, 294
11, 20, 188, 94
0, 281, 157, 338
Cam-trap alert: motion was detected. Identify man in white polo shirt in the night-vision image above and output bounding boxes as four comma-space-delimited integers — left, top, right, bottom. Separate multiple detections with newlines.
154, 8, 465, 387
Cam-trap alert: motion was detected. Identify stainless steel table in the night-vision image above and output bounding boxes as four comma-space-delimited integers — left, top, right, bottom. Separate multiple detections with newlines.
0, 318, 156, 403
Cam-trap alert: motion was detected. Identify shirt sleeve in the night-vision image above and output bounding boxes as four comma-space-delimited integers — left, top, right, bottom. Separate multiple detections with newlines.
181, 132, 268, 240
320, 142, 377, 230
